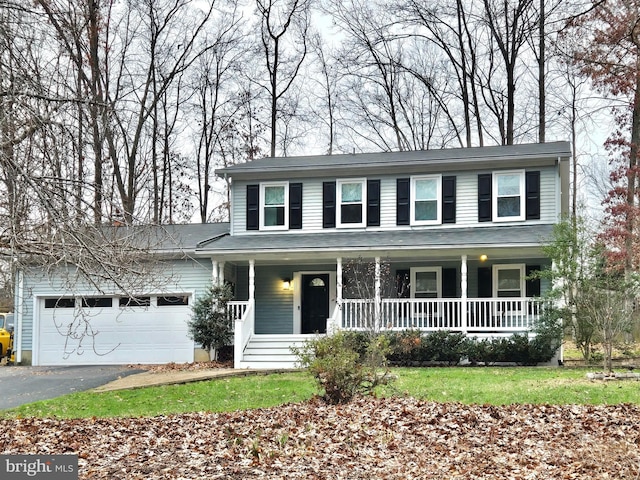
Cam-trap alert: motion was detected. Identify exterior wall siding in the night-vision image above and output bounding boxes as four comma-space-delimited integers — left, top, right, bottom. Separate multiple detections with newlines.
254, 266, 295, 334
17, 258, 212, 353
467, 258, 551, 297
232, 166, 558, 235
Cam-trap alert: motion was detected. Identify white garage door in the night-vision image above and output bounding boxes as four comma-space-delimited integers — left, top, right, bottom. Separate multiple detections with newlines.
36, 295, 194, 366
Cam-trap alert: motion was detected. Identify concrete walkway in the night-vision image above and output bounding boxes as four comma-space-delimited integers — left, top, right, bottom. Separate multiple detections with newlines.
93, 367, 298, 392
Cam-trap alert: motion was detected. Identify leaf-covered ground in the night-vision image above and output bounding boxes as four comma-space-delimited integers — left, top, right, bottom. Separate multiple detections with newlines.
1, 397, 639, 479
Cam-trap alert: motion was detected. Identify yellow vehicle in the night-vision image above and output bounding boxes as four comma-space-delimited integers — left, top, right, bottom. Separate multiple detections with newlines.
0, 312, 15, 364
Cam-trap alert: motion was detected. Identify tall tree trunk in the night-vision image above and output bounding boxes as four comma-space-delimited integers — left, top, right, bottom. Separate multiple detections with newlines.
625, 71, 640, 275
538, 0, 545, 143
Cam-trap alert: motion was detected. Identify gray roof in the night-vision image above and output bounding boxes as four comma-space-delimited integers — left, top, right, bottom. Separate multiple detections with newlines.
106, 222, 230, 252
151, 223, 230, 251
197, 224, 554, 256
217, 141, 571, 179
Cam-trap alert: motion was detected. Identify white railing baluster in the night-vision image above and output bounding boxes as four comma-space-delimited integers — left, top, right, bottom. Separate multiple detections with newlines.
340, 297, 543, 333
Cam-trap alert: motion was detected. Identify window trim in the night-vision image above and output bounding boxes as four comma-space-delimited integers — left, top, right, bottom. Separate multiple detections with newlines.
81, 297, 113, 308
493, 170, 525, 222
44, 298, 76, 309
410, 266, 442, 298
119, 296, 151, 308
337, 178, 366, 228
410, 175, 442, 225
492, 264, 525, 298
260, 182, 289, 230
157, 295, 190, 307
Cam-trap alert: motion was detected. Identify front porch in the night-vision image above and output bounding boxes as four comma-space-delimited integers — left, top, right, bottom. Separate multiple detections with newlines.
210, 248, 551, 368
230, 296, 545, 369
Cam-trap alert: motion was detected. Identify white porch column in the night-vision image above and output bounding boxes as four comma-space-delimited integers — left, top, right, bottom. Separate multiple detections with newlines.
211, 260, 219, 285
218, 261, 225, 286
461, 255, 468, 333
374, 256, 381, 332
329, 257, 343, 334
249, 259, 255, 301
336, 257, 343, 306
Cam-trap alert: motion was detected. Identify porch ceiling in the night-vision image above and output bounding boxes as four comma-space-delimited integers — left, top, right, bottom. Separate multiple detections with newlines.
196, 224, 554, 264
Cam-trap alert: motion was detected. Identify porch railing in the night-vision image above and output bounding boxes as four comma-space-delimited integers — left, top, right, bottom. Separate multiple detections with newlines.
340, 297, 544, 332
232, 300, 253, 369
228, 301, 249, 322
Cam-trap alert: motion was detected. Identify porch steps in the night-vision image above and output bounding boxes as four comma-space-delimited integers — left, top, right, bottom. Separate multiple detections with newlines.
238, 334, 317, 369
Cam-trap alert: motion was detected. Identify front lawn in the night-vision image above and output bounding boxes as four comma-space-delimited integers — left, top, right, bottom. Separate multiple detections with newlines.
1, 367, 637, 419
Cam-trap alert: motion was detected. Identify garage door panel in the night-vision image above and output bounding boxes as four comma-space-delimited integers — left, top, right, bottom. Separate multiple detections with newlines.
37, 297, 194, 366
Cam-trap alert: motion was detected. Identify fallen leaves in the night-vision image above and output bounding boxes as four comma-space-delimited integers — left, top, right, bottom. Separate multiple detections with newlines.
1, 397, 639, 479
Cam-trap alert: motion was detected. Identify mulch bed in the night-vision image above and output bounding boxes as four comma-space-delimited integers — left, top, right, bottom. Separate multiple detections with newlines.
1, 396, 639, 479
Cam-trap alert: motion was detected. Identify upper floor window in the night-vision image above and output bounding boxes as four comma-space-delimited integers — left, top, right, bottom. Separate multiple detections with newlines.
337, 179, 365, 227
398, 176, 455, 226
261, 183, 288, 229
323, 179, 380, 228
479, 170, 539, 223
411, 176, 441, 225
247, 182, 302, 231
494, 171, 524, 221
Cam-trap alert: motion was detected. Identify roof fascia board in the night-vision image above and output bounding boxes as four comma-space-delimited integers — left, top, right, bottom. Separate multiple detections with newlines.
218, 146, 571, 181
223, 157, 560, 181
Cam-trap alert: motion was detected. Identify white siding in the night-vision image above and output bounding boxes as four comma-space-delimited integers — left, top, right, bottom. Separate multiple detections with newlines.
231, 165, 559, 234
18, 258, 212, 359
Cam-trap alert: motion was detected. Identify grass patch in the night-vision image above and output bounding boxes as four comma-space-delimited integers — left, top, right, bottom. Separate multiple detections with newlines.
1, 372, 316, 419
379, 367, 640, 405
1, 367, 637, 419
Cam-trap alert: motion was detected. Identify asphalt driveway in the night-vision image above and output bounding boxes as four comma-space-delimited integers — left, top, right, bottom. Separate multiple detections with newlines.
0, 365, 145, 410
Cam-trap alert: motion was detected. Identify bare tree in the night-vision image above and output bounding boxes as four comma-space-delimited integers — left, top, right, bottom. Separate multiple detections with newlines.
326, 0, 415, 152
255, 0, 311, 157
190, 9, 245, 223
480, 0, 538, 145
308, 32, 340, 154
396, 0, 483, 147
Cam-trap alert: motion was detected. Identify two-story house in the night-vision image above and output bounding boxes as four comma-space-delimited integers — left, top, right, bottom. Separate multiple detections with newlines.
211, 141, 570, 368
12, 141, 570, 367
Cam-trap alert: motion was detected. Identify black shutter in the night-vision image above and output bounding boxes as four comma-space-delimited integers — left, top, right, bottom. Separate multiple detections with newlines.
442, 268, 457, 298
396, 178, 410, 225
478, 267, 492, 298
367, 179, 381, 226
525, 171, 541, 220
526, 265, 541, 297
289, 183, 303, 229
478, 174, 492, 222
246, 184, 259, 230
323, 181, 336, 228
442, 176, 456, 224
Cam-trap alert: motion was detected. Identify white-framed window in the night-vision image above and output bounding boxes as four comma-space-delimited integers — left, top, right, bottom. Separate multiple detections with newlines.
337, 179, 365, 227
493, 264, 525, 298
410, 267, 442, 298
411, 175, 441, 225
493, 171, 525, 221
260, 182, 288, 229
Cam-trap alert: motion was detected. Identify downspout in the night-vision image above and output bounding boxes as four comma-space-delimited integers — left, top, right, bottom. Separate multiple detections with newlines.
556, 156, 562, 221
14, 268, 23, 364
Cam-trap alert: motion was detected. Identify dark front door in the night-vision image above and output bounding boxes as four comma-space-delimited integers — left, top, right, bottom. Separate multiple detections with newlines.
301, 274, 330, 334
